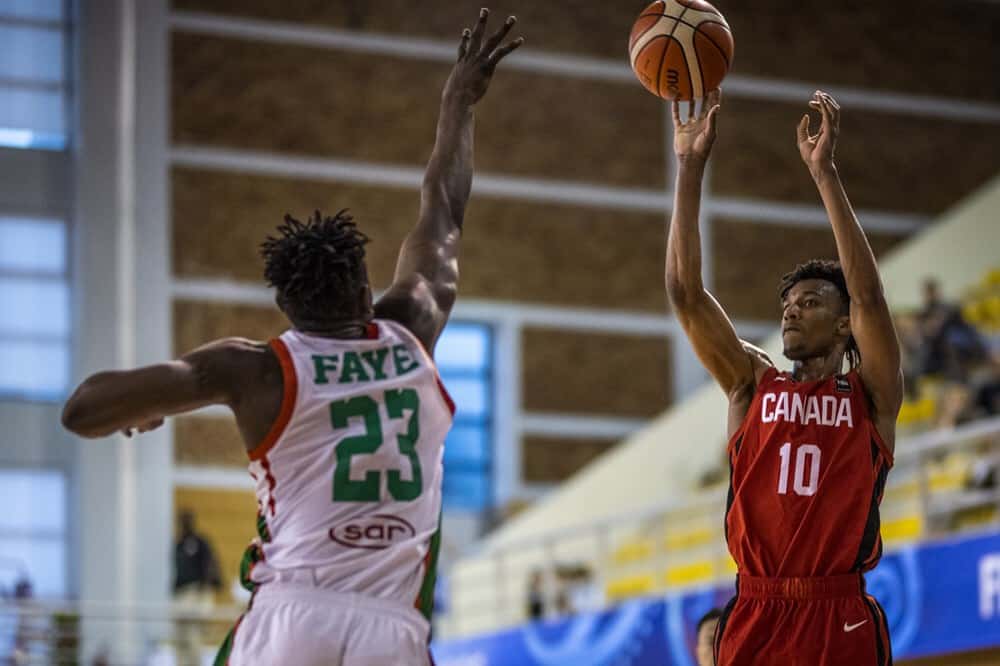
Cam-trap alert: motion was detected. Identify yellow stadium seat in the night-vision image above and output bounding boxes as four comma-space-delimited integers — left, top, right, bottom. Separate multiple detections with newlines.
881, 515, 923, 544
664, 526, 714, 552
605, 574, 656, 601
664, 561, 715, 588
611, 537, 654, 565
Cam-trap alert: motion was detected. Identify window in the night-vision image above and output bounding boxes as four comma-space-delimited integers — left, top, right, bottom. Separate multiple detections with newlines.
0, 469, 67, 599
0, 0, 70, 149
0, 217, 70, 400
437, 322, 494, 510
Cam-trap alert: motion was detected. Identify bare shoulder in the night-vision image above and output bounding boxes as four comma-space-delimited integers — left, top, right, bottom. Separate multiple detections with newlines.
374, 277, 443, 353
182, 337, 281, 396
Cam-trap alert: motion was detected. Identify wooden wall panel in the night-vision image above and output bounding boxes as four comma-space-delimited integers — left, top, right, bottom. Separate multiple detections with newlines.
172, 168, 670, 312
711, 218, 906, 321
522, 435, 617, 483
175, 416, 247, 467
712, 97, 1000, 215
173, 300, 288, 355
173, 1, 999, 101
722, 0, 1000, 103
171, 0, 649, 62
171, 33, 665, 187
522, 327, 671, 417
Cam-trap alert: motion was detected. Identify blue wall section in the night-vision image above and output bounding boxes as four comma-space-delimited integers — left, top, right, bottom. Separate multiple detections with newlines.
434, 530, 1000, 665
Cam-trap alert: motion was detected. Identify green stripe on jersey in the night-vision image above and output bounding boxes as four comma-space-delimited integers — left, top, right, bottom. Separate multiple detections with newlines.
416, 515, 443, 620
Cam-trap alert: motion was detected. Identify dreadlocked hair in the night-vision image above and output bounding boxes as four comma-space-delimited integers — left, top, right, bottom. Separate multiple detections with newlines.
778, 259, 860, 369
261, 209, 370, 320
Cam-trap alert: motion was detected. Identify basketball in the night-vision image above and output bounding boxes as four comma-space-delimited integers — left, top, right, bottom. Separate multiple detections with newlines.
628, 0, 734, 100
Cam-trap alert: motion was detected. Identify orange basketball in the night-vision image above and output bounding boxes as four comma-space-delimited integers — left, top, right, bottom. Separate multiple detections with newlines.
628, 0, 734, 101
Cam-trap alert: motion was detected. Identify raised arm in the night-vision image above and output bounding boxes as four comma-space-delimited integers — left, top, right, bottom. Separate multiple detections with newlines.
61, 338, 257, 438
374, 9, 523, 354
797, 91, 903, 440
666, 90, 768, 400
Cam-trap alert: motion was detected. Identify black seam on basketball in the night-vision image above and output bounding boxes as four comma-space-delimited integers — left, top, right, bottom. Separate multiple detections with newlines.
662, 4, 689, 98
635, 35, 672, 97
638, 13, 732, 68
630, 8, 667, 52
650, 6, 687, 99
691, 25, 706, 99
673, 32, 694, 99
693, 22, 732, 68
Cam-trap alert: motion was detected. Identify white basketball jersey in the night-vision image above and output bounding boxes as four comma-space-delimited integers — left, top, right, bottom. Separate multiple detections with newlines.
239, 320, 454, 621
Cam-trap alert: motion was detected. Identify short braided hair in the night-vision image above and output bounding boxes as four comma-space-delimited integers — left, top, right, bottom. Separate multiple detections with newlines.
261, 209, 369, 321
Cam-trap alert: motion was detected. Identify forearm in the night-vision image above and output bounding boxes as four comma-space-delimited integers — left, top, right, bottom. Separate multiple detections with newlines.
62, 363, 211, 437
666, 159, 708, 300
813, 165, 884, 303
420, 93, 475, 233
62, 372, 158, 437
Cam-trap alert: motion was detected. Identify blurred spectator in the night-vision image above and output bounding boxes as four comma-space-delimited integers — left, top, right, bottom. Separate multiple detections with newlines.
527, 570, 545, 620
918, 279, 988, 383
174, 510, 221, 596
695, 608, 723, 666
173, 510, 221, 665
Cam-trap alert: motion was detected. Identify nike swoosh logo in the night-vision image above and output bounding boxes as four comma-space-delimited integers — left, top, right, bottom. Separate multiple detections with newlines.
844, 620, 868, 633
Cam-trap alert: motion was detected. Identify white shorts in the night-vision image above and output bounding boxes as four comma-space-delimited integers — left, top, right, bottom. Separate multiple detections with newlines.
223, 584, 432, 666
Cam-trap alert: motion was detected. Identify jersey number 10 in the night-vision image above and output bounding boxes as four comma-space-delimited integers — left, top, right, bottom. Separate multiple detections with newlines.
330, 389, 422, 502
777, 442, 821, 496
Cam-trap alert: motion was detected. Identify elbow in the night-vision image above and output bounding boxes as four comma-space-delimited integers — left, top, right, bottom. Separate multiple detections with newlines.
61, 397, 88, 436
61, 381, 102, 437
665, 273, 698, 309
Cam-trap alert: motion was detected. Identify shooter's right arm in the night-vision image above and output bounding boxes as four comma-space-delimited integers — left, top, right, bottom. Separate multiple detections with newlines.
61, 338, 255, 438
665, 91, 767, 398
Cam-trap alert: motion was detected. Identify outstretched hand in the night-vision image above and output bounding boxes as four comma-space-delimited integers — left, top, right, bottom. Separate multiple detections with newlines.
444, 8, 524, 106
797, 90, 840, 177
672, 88, 721, 165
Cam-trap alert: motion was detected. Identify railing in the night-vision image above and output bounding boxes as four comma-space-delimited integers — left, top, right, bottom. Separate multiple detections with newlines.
440, 416, 1000, 640
0, 599, 242, 665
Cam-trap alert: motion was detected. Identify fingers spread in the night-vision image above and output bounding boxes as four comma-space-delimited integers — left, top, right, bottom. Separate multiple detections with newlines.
483, 15, 516, 55
468, 7, 489, 55
457, 28, 471, 60
672, 99, 682, 127
487, 36, 524, 67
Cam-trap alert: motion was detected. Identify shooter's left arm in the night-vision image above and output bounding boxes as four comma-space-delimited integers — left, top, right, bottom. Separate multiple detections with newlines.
799, 92, 904, 434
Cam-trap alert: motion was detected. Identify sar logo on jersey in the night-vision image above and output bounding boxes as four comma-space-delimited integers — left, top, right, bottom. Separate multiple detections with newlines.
329, 514, 416, 550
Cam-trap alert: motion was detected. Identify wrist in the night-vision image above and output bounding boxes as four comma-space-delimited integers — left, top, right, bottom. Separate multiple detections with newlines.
676, 155, 708, 176
809, 161, 838, 183
442, 89, 476, 110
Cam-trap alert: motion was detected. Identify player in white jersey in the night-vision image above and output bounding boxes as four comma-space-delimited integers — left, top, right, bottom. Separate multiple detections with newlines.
61, 9, 523, 665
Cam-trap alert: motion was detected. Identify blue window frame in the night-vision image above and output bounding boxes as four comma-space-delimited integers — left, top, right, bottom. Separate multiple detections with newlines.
0, 217, 69, 400
436, 322, 493, 510
0, 469, 67, 600
0, 0, 70, 150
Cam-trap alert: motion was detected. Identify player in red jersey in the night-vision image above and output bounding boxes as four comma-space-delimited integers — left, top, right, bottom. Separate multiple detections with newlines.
665, 89, 903, 665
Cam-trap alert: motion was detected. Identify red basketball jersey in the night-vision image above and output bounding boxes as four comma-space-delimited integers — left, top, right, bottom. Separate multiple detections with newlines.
725, 367, 893, 577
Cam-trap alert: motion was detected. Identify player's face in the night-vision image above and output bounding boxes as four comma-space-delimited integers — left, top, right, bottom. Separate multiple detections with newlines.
696, 618, 719, 666
780, 279, 849, 361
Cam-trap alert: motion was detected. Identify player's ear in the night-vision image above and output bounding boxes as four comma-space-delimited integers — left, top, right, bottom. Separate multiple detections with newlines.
836, 314, 851, 338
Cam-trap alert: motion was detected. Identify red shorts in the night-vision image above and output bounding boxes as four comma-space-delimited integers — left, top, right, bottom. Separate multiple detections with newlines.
714, 574, 892, 666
